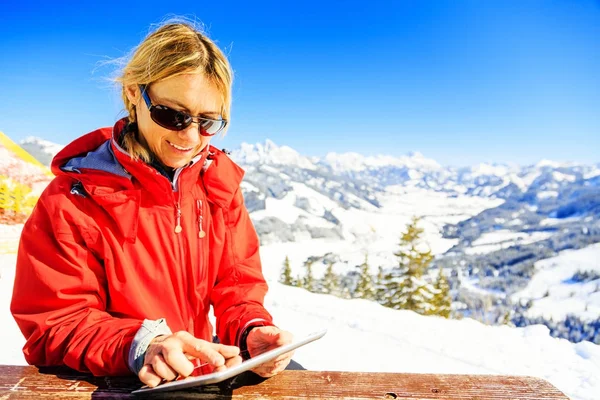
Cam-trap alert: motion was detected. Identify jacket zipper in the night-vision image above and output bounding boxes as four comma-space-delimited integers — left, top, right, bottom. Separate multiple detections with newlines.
197, 199, 206, 238
196, 198, 206, 338
173, 174, 194, 334
175, 201, 182, 233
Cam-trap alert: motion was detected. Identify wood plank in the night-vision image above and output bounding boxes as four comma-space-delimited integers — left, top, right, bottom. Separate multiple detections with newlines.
0, 366, 569, 399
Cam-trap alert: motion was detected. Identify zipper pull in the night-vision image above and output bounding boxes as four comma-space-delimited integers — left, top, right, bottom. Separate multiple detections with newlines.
197, 199, 206, 238
175, 202, 182, 233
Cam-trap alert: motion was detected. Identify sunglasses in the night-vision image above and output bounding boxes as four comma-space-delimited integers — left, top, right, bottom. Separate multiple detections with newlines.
139, 85, 227, 136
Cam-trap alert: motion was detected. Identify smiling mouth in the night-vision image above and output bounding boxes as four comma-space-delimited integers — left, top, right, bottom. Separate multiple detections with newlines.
167, 141, 194, 151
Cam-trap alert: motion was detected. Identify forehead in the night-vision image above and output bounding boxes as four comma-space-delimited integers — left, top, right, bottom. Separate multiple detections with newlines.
150, 73, 222, 114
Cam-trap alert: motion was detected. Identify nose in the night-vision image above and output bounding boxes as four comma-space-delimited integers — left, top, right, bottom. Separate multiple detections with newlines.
177, 123, 201, 141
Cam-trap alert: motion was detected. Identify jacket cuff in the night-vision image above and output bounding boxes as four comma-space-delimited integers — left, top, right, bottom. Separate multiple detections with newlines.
236, 318, 275, 360
128, 318, 172, 375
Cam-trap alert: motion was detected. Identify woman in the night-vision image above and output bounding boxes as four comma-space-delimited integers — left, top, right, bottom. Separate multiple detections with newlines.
10, 20, 294, 388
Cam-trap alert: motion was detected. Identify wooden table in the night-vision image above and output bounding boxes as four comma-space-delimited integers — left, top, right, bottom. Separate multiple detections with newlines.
0, 365, 569, 399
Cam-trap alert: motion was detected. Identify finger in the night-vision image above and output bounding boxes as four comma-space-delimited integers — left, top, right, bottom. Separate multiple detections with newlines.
212, 353, 243, 372
258, 357, 291, 377
151, 353, 178, 382
213, 343, 241, 358
138, 364, 163, 388
254, 356, 290, 373
181, 338, 225, 367
251, 327, 293, 348
162, 348, 196, 378
251, 365, 278, 378
214, 364, 227, 373
269, 352, 294, 365
224, 355, 243, 368
277, 331, 294, 345
269, 361, 289, 376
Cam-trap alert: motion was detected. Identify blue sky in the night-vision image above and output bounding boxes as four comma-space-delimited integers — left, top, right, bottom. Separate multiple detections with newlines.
0, 0, 598, 166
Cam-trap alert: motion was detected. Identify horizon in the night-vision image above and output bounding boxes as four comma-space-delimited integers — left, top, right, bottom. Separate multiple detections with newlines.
1, 0, 598, 167
7, 132, 600, 170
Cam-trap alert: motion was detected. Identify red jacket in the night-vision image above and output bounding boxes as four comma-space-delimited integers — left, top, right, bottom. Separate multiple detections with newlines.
10, 118, 274, 376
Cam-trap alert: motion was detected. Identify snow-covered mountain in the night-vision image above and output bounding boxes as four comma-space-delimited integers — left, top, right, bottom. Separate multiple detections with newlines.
226, 140, 599, 247
322, 150, 442, 173
18, 136, 63, 167
229, 139, 317, 170
226, 140, 600, 348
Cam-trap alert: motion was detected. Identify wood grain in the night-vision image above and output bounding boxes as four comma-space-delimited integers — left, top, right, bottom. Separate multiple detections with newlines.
0, 366, 569, 399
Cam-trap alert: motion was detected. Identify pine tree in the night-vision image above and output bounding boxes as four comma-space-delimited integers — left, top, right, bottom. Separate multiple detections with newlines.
429, 266, 452, 318
383, 216, 436, 314
355, 254, 375, 300
374, 266, 387, 304
303, 260, 315, 292
295, 275, 304, 288
321, 262, 339, 295
280, 256, 294, 286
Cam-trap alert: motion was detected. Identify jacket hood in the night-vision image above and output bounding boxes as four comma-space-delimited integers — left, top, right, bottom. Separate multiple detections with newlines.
50, 118, 245, 209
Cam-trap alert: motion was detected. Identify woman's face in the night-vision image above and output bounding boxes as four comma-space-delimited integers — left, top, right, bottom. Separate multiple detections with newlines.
128, 73, 223, 169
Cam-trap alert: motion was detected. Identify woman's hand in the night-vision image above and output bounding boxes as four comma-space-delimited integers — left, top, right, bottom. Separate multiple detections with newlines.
138, 331, 242, 387
246, 326, 294, 377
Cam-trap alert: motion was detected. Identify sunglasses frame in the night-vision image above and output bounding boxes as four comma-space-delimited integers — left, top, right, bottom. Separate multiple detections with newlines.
139, 84, 227, 136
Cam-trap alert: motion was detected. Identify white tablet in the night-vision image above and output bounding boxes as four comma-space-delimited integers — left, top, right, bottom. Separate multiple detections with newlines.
132, 329, 327, 394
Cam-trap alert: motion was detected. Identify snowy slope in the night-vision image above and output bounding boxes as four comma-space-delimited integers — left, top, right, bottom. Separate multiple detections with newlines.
254, 186, 501, 278
512, 244, 600, 321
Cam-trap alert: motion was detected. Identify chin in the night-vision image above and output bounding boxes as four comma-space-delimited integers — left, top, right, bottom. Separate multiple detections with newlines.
168, 161, 189, 169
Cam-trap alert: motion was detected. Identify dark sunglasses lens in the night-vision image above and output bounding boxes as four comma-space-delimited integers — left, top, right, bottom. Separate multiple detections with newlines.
199, 119, 225, 136
151, 106, 191, 131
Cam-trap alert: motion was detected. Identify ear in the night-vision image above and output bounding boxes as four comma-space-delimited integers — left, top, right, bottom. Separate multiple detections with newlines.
124, 84, 140, 106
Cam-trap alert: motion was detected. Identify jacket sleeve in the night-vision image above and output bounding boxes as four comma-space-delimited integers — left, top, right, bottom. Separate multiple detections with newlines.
10, 188, 142, 376
210, 187, 275, 347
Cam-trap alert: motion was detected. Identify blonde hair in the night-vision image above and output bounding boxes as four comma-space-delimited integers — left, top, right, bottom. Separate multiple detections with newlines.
114, 19, 233, 162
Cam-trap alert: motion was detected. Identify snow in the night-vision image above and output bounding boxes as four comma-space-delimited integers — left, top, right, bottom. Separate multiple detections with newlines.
240, 181, 260, 193
538, 190, 559, 199
323, 151, 441, 173
505, 172, 529, 192
231, 140, 317, 170
465, 230, 554, 255
19, 136, 64, 165
519, 171, 542, 190
250, 186, 337, 228
552, 171, 577, 183
583, 168, 600, 180
284, 186, 503, 275
470, 163, 510, 177
512, 243, 600, 322
536, 159, 567, 169
540, 216, 583, 226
